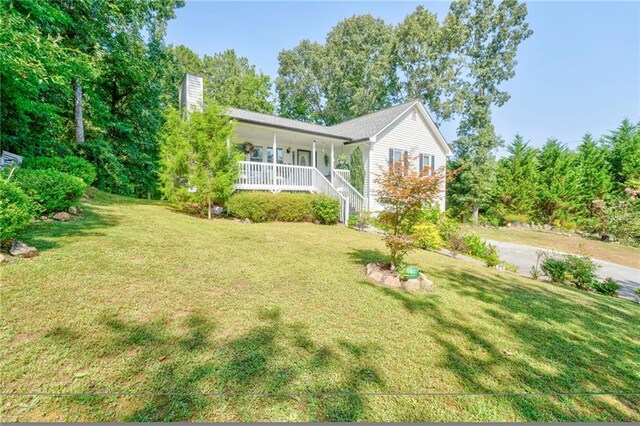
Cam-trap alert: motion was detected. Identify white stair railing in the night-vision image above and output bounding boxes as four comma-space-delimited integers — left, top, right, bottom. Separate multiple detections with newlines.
332, 170, 366, 213
333, 168, 351, 183
313, 168, 349, 223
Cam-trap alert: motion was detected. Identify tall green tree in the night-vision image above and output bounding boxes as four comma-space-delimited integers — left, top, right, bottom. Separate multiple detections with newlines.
276, 14, 399, 125
393, 6, 465, 122
494, 135, 539, 215
201, 50, 273, 113
446, 0, 532, 223
576, 134, 612, 216
604, 119, 640, 192
532, 139, 581, 224
276, 40, 327, 123
159, 104, 243, 219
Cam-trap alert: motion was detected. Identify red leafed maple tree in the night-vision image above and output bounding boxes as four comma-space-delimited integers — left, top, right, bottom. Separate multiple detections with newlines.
375, 152, 445, 270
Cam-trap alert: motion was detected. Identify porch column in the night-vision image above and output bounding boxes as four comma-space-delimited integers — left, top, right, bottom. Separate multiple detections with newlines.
368, 143, 373, 211
272, 133, 277, 190
330, 142, 335, 182
312, 140, 316, 168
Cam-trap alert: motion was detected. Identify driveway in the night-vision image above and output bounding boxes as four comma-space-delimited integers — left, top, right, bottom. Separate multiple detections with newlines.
486, 239, 640, 300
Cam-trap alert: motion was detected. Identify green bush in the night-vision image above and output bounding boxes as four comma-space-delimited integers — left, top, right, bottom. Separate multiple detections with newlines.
348, 210, 371, 231
414, 222, 443, 250
0, 179, 34, 241
13, 169, 86, 215
463, 233, 488, 258
227, 192, 339, 224
541, 254, 599, 290
593, 277, 620, 296
484, 244, 501, 267
22, 155, 97, 185
313, 196, 340, 224
446, 231, 467, 257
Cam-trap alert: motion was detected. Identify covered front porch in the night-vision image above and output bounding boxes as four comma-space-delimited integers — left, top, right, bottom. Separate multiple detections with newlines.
232, 122, 366, 221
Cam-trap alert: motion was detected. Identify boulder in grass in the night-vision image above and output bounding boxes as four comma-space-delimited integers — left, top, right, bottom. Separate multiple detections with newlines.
0, 253, 5, 263
53, 212, 71, 221
9, 241, 38, 258
68, 206, 79, 215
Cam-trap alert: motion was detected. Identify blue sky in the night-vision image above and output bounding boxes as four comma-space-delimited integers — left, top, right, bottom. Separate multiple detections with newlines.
165, 1, 640, 154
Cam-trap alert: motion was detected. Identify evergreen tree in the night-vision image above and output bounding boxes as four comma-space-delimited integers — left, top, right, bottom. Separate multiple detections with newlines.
576, 134, 612, 216
532, 139, 581, 224
159, 104, 244, 218
349, 147, 365, 194
494, 135, 539, 216
604, 119, 640, 192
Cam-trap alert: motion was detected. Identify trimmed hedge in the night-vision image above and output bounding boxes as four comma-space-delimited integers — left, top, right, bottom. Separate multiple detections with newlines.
13, 169, 86, 215
0, 179, 33, 241
22, 155, 97, 185
228, 192, 340, 224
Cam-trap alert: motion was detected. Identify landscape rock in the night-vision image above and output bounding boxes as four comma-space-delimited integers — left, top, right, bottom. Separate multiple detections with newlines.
68, 206, 79, 215
369, 271, 383, 283
0, 253, 5, 263
242, 218, 251, 224
53, 212, 71, 221
403, 278, 421, 291
9, 241, 38, 258
383, 275, 401, 288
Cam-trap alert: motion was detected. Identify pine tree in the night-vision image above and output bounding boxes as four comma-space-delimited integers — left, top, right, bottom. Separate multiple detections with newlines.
604, 119, 640, 192
576, 134, 612, 216
494, 135, 538, 216
532, 139, 581, 224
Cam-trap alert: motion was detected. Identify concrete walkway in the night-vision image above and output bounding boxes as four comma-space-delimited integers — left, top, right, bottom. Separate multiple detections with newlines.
485, 239, 640, 300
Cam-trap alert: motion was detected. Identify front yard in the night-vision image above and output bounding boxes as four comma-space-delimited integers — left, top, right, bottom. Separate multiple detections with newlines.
1, 191, 638, 421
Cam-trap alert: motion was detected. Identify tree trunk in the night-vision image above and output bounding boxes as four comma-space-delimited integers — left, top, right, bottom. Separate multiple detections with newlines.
74, 79, 85, 144
208, 199, 212, 220
472, 203, 479, 225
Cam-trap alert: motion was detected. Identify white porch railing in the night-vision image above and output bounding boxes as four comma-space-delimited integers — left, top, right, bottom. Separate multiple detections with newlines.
236, 161, 314, 192
333, 168, 351, 183
332, 170, 366, 213
234, 161, 350, 223
313, 168, 349, 223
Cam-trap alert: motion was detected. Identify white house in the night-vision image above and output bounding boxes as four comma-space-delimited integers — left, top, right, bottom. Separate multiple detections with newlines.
180, 73, 453, 223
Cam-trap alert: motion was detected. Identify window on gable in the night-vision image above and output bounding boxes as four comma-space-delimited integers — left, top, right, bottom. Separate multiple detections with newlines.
419, 154, 435, 176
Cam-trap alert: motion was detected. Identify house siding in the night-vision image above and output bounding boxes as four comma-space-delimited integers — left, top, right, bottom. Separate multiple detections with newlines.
368, 106, 447, 212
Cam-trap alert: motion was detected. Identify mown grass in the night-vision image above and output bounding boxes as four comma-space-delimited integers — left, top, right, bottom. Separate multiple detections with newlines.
466, 226, 640, 269
1, 190, 639, 421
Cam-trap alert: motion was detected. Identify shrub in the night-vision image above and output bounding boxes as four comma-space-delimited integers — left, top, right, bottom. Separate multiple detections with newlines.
22, 155, 97, 185
348, 210, 371, 231
463, 233, 488, 258
227, 192, 339, 224
484, 244, 501, 267
446, 231, 467, 257
541, 253, 599, 290
12, 169, 86, 215
593, 277, 620, 296
504, 214, 529, 226
0, 179, 33, 241
414, 222, 443, 250
313, 196, 340, 224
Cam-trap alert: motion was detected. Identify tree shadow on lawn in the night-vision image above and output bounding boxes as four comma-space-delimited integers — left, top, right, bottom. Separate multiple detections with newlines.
349, 248, 639, 421
44, 307, 386, 421
13, 204, 120, 253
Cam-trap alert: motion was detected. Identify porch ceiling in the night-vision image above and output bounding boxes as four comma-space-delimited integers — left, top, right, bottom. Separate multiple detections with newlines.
234, 122, 347, 148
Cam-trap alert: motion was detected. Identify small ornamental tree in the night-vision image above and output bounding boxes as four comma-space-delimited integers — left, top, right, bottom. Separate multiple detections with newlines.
349, 146, 365, 194
159, 104, 244, 219
375, 153, 444, 270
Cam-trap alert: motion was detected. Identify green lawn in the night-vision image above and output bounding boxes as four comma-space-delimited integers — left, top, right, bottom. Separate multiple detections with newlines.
465, 226, 640, 269
1, 190, 639, 421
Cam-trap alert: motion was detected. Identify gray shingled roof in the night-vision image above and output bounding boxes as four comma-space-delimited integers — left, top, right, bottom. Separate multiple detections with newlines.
328, 100, 419, 141
226, 100, 420, 141
226, 107, 351, 139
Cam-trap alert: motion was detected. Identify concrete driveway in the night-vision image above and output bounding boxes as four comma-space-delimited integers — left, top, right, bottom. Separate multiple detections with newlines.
486, 239, 640, 299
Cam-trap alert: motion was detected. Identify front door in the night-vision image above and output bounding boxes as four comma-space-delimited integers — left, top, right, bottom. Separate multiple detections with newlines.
297, 150, 311, 167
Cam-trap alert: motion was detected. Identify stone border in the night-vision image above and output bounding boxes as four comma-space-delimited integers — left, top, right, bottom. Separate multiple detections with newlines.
365, 262, 433, 292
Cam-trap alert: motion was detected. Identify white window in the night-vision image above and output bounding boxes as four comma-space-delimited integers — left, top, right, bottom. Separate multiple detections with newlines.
419, 154, 435, 175
249, 146, 263, 162
267, 147, 283, 164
